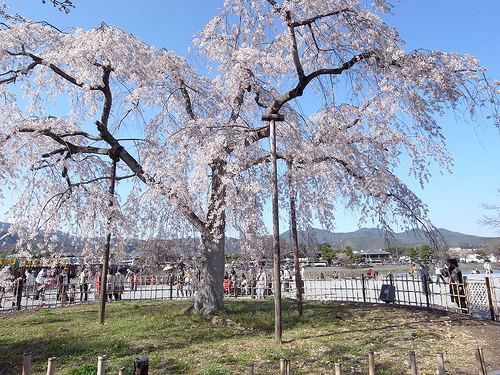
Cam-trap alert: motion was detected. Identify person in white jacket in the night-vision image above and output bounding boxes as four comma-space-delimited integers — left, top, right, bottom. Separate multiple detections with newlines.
256, 267, 267, 299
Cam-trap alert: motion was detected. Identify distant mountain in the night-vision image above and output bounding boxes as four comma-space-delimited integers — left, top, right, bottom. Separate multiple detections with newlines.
280, 227, 498, 251
1, 219, 498, 256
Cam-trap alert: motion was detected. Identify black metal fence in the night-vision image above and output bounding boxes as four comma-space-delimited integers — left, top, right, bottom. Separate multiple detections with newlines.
2, 273, 499, 321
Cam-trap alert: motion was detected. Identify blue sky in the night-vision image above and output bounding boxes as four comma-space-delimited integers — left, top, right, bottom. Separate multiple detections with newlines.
3, 1, 500, 237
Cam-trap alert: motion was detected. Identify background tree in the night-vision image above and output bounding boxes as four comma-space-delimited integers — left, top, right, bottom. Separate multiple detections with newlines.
0, 0, 499, 316
319, 243, 336, 265
480, 191, 500, 234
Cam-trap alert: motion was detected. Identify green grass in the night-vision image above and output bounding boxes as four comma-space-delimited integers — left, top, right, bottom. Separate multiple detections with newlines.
0, 299, 490, 374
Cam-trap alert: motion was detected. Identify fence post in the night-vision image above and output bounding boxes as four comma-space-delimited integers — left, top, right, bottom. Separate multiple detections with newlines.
409, 351, 418, 375
436, 353, 446, 375
22, 351, 32, 375
46, 357, 57, 375
118, 367, 126, 375
280, 358, 290, 375
134, 356, 149, 375
361, 274, 367, 303
334, 362, 342, 375
475, 347, 487, 375
368, 350, 375, 375
248, 363, 254, 375
484, 277, 496, 321
97, 355, 107, 375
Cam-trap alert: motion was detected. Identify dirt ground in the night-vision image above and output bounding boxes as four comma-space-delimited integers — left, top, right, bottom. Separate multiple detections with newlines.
369, 303, 500, 374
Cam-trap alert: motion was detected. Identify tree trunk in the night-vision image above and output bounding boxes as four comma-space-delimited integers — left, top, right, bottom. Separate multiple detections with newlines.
194, 231, 226, 315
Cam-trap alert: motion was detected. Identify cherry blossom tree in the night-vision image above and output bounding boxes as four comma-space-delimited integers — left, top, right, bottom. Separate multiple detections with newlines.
0, 0, 499, 315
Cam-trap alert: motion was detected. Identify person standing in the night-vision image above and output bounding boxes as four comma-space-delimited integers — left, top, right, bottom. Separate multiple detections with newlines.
113, 269, 125, 300
25, 270, 35, 298
95, 267, 102, 300
419, 263, 430, 297
79, 266, 89, 302
106, 268, 114, 302
34, 268, 46, 301
445, 258, 468, 314
13, 273, 24, 309
256, 266, 267, 299
282, 267, 291, 292
434, 263, 445, 284
57, 267, 69, 303
484, 261, 493, 275
131, 270, 140, 291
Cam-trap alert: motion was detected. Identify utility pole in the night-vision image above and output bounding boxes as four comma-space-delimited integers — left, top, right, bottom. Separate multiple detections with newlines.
262, 113, 284, 343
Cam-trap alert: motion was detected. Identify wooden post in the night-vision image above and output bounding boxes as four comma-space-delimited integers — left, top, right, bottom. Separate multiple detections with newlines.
436, 353, 446, 375
22, 351, 32, 375
46, 357, 56, 375
368, 350, 375, 375
118, 367, 126, 375
97, 355, 107, 375
361, 274, 367, 302
484, 277, 496, 320
134, 356, 149, 375
248, 363, 254, 375
334, 362, 342, 375
280, 358, 290, 375
475, 347, 487, 375
409, 351, 418, 375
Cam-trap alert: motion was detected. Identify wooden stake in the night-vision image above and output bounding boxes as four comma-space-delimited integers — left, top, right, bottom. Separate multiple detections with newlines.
97, 355, 107, 375
46, 357, 56, 375
134, 356, 149, 375
436, 353, 446, 375
334, 362, 342, 375
22, 351, 32, 375
368, 350, 375, 375
475, 347, 487, 375
409, 351, 418, 375
280, 358, 290, 375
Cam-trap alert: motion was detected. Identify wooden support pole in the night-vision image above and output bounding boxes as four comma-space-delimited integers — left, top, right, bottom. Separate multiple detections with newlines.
409, 351, 418, 375
22, 351, 32, 375
368, 350, 375, 375
118, 367, 126, 375
134, 356, 149, 375
334, 362, 342, 375
248, 363, 254, 375
436, 353, 446, 375
97, 355, 107, 375
46, 357, 56, 375
475, 347, 487, 375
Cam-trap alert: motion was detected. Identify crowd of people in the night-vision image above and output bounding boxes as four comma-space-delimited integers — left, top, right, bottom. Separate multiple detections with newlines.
407, 258, 470, 314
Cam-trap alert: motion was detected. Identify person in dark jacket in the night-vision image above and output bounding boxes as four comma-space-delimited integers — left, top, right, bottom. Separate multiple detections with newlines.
444, 258, 468, 314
